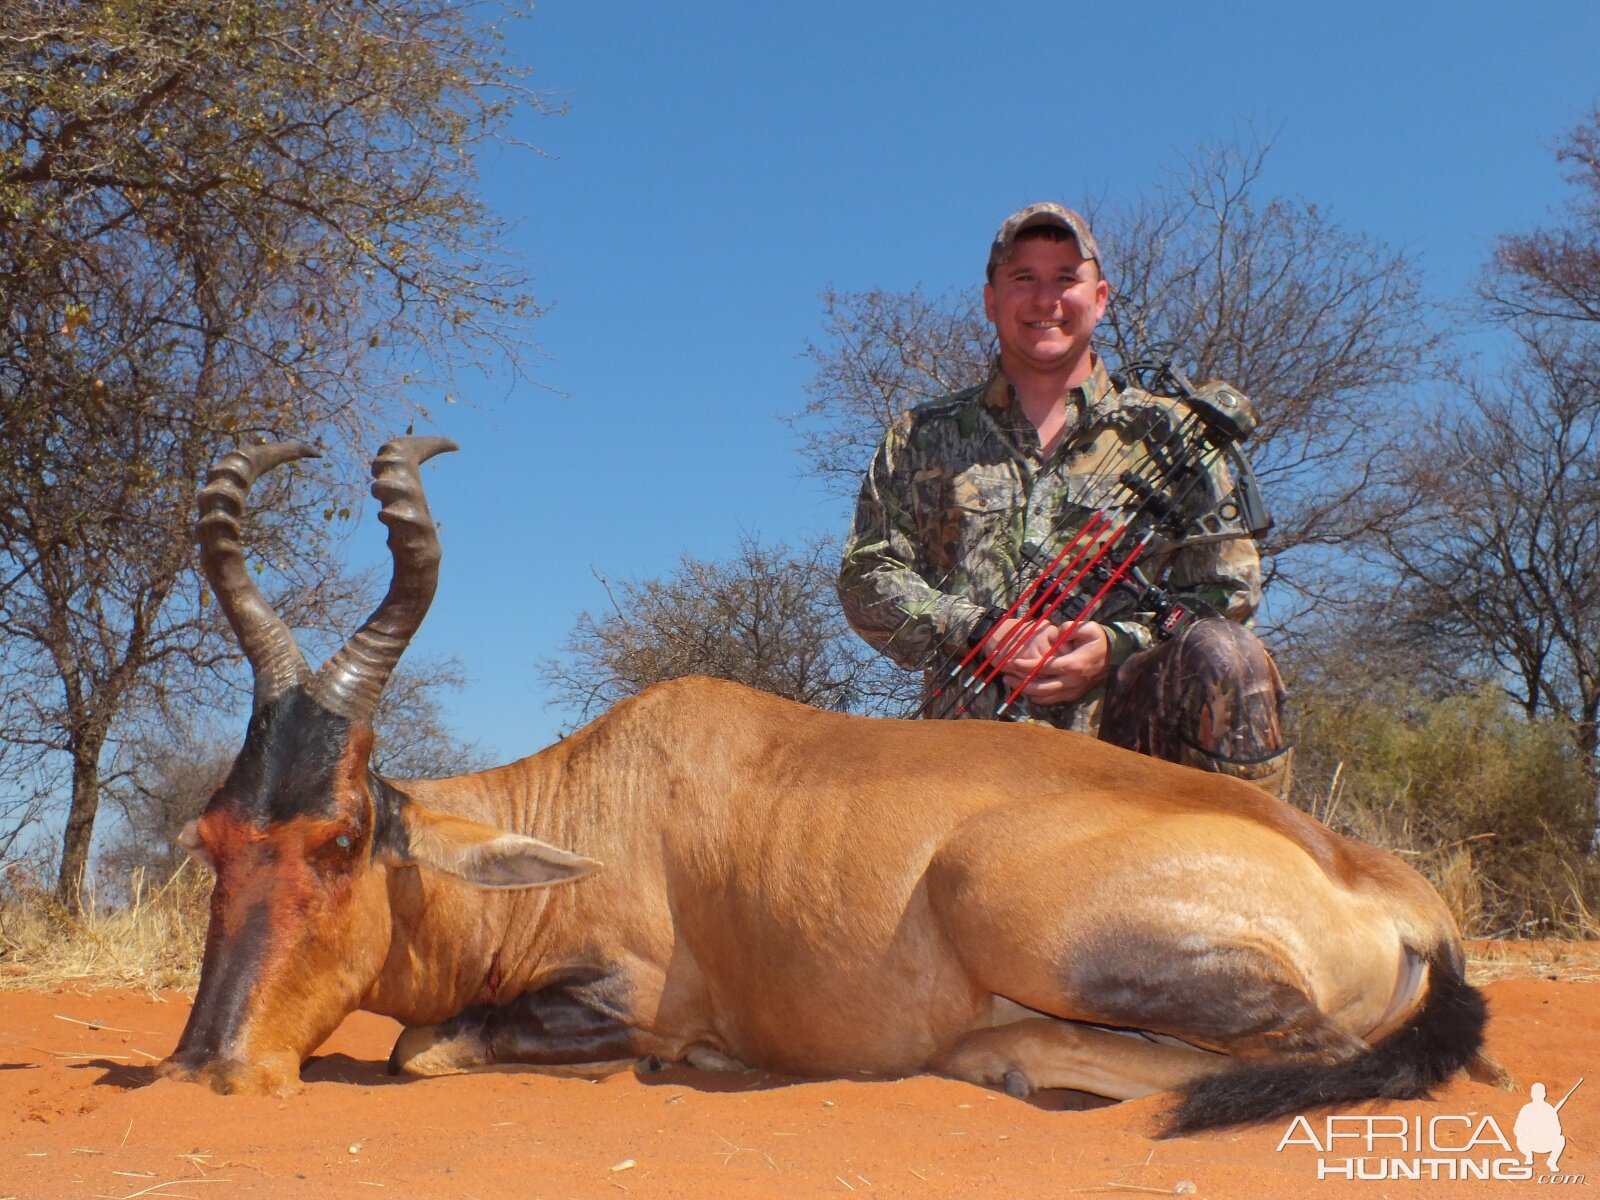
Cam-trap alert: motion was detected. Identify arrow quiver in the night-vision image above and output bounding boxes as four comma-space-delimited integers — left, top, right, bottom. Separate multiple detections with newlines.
919, 349, 1271, 721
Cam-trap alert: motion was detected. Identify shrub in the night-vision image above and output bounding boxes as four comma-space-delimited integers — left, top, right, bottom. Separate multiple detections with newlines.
1292, 685, 1598, 936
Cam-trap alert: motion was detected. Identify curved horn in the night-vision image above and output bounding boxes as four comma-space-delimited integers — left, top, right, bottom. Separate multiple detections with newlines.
197, 442, 322, 709
311, 436, 458, 722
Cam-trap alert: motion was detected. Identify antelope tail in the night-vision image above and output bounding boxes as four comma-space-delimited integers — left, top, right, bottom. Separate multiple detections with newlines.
1164, 946, 1487, 1136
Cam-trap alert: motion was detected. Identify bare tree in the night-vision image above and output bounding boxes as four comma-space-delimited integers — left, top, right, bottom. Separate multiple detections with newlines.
794, 287, 991, 488
795, 141, 1440, 616
0, 658, 56, 866
97, 657, 487, 892
542, 535, 919, 724
1097, 142, 1440, 579
1354, 112, 1600, 782
1371, 330, 1600, 774
1485, 109, 1600, 328
369, 659, 491, 781
0, 0, 548, 912
97, 722, 235, 895
0, 753, 53, 870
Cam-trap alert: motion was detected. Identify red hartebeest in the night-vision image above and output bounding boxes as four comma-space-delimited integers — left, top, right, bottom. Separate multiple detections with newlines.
160, 438, 1492, 1134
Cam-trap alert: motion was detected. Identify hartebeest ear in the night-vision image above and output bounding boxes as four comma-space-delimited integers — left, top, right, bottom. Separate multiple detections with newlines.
396, 804, 601, 889
176, 819, 214, 871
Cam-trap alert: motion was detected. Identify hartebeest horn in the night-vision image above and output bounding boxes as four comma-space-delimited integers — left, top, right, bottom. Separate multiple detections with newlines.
197, 441, 322, 709
310, 436, 458, 723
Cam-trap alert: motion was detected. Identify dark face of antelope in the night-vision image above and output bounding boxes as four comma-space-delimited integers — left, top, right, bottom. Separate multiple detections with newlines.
164, 439, 599, 1095
159, 438, 451, 1095
164, 693, 401, 1093
163, 438, 597, 1095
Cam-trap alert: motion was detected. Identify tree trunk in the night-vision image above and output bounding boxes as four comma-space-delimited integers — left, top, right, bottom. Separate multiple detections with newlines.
54, 739, 105, 916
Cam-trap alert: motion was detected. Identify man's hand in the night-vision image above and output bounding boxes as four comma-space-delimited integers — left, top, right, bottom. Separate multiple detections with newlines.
993, 619, 1110, 706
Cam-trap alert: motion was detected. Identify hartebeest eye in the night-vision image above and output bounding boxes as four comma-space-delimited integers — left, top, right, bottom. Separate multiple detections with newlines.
312, 827, 362, 867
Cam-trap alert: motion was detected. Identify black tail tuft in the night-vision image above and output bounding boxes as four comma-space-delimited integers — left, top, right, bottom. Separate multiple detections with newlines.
1163, 947, 1486, 1137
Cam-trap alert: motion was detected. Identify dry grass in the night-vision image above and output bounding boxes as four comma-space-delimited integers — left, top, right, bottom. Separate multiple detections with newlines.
1373, 836, 1598, 942
1431, 847, 1486, 936
0, 861, 209, 992
1306, 766, 1600, 941
1466, 938, 1600, 985
2, 821, 1595, 998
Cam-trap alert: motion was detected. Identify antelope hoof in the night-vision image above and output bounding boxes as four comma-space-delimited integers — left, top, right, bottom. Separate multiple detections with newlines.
1002, 1068, 1033, 1099
682, 1045, 746, 1072
388, 1025, 482, 1077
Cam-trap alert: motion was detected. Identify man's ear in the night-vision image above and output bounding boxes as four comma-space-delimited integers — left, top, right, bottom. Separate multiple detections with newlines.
394, 803, 601, 889
983, 281, 996, 324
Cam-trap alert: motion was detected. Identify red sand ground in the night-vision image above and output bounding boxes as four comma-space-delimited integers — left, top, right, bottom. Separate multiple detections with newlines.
1, 945, 1594, 1199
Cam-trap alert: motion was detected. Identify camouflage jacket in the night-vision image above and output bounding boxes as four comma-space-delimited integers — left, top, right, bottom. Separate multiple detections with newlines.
837, 358, 1263, 732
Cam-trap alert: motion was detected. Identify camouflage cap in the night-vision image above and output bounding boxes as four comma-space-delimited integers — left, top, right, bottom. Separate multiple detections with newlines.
986, 203, 1101, 280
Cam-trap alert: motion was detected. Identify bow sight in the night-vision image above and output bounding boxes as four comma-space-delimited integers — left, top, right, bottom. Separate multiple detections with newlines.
1112, 348, 1271, 543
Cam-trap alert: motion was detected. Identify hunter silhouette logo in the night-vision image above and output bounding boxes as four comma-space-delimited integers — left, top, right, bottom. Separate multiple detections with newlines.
1516, 1079, 1581, 1173
1277, 1075, 1586, 1183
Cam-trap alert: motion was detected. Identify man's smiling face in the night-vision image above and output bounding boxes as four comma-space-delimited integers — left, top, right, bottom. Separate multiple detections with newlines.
984, 235, 1108, 382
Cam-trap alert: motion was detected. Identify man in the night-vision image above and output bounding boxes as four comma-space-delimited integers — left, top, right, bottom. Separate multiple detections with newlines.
837, 203, 1292, 799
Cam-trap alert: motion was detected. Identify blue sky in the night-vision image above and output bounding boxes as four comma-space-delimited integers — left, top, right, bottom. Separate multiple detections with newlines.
367, 0, 1600, 763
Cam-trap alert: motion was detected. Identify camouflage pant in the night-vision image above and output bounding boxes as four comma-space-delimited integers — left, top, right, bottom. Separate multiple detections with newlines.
1098, 618, 1291, 792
